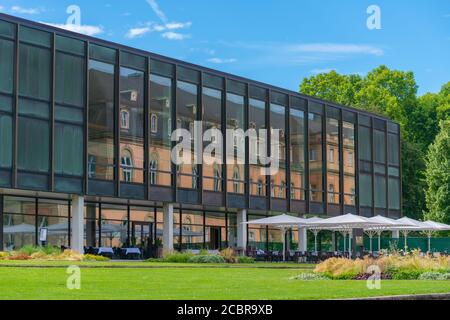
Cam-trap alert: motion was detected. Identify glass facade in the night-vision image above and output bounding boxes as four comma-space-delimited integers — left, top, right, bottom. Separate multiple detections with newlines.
226, 92, 245, 194
0, 14, 403, 248
88, 57, 116, 181
149, 73, 172, 186
202, 87, 223, 192
249, 98, 267, 197
308, 112, 323, 203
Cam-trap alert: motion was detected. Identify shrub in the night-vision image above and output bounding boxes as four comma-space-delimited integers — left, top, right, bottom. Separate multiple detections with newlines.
237, 256, 255, 264
188, 255, 225, 264
290, 273, 330, 281
162, 252, 195, 263
83, 254, 110, 262
220, 248, 237, 263
418, 272, 450, 281
0, 252, 9, 260
18, 245, 41, 256
314, 253, 450, 280
388, 269, 423, 280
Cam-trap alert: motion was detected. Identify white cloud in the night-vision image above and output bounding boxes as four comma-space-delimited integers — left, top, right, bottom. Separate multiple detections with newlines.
11, 6, 44, 15
165, 22, 192, 30
126, 27, 151, 39
126, 20, 192, 40
146, 0, 168, 23
162, 32, 190, 41
207, 58, 237, 64
43, 23, 103, 36
287, 43, 384, 56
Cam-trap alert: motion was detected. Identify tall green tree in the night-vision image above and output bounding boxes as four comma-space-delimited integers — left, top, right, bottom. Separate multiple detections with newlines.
424, 120, 450, 224
300, 65, 427, 218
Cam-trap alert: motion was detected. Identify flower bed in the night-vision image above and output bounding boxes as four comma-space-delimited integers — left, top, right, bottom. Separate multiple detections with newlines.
0, 246, 110, 262
312, 251, 450, 280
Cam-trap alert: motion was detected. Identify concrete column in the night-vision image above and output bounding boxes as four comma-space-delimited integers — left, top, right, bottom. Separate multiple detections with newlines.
392, 230, 400, 239
236, 209, 247, 254
298, 227, 307, 252
163, 203, 174, 252
71, 196, 84, 254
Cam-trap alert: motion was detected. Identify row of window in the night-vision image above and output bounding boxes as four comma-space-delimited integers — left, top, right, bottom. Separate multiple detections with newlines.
0, 19, 400, 211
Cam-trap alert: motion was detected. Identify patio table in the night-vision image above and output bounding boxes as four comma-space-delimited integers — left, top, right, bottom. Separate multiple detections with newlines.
97, 247, 114, 255
124, 248, 141, 255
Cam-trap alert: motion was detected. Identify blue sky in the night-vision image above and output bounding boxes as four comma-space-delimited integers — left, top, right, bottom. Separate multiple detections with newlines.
1, 0, 449, 94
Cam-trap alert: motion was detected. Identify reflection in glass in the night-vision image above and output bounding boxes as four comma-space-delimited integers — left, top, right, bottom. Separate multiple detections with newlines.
202, 87, 223, 192
309, 113, 323, 202
270, 103, 286, 199
326, 118, 340, 204
119, 67, 144, 184
249, 99, 266, 196
226, 93, 245, 194
150, 74, 172, 186
343, 121, 356, 206
289, 109, 305, 200
176, 81, 198, 189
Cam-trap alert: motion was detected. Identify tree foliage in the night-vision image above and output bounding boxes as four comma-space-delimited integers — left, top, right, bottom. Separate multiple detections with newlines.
424, 120, 450, 224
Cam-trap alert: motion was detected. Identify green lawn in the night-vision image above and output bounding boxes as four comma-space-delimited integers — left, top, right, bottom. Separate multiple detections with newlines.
0, 260, 315, 269
0, 264, 449, 300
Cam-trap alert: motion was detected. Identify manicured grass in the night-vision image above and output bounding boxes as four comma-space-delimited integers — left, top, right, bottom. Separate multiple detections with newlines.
0, 265, 449, 300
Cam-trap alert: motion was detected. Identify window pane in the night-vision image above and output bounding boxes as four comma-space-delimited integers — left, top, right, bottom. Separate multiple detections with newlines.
56, 35, 85, 56
149, 74, 172, 186
0, 39, 14, 94
3, 214, 36, 251
18, 117, 49, 173
0, 115, 12, 168
290, 109, 305, 200
226, 93, 245, 194
358, 126, 371, 161
202, 87, 222, 192
374, 175, 386, 208
249, 98, 266, 196
19, 44, 51, 100
374, 130, 386, 163
89, 44, 116, 64
55, 123, 83, 177
343, 122, 356, 205
326, 117, 340, 204
176, 81, 198, 189
88, 60, 115, 180
388, 178, 400, 210
56, 52, 85, 107
19, 98, 49, 119
359, 173, 372, 207
0, 20, 16, 38
19, 26, 51, 47
309, 113, 323, 202
270, 103, 286, 199
55, 105, 83, 124
388, 133, 399, 165
120, 67, 144, 183
0, 95, 13, 112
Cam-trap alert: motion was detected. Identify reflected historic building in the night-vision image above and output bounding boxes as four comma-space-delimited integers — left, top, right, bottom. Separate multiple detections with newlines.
0, 14, 401, 254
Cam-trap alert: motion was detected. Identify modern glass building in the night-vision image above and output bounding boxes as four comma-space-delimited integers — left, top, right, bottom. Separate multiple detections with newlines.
0, 14, 401, 254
